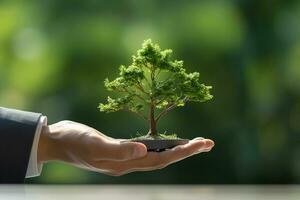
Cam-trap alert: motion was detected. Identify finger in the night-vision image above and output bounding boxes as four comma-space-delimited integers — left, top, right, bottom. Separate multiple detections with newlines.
157, 138, 214, 164
96, 138, 214, 175
192, 138, 215, 153
95, 140, 148, 161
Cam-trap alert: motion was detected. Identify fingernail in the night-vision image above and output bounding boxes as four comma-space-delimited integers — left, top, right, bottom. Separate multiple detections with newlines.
204, 139, 215, 148
133, 145, 147, 158
193, 137, 205, 141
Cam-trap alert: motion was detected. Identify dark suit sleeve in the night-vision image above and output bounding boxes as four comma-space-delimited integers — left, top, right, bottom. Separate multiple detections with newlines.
0, 107, 42, 183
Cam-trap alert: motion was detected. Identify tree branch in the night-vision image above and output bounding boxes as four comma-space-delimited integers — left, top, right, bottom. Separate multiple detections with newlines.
161, 73, 173, 85
155, 68, 162, 77
135, 82, 150, 96
118, 88, 148, 103
155, 103, 177, 122
155, 96, 189, 122
132, 93, 147, 102
155, 96, 168, 105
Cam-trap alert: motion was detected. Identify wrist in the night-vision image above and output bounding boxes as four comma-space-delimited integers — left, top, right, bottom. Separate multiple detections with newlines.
37, 124, 61, 164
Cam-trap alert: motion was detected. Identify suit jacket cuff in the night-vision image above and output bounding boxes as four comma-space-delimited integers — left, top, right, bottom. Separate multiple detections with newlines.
25, 116, 47, 178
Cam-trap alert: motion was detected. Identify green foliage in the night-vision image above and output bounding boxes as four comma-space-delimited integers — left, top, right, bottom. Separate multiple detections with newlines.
99, 39, 213, 134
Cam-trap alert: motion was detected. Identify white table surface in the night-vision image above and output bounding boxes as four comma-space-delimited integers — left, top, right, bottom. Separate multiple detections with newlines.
0, 185, 299, 200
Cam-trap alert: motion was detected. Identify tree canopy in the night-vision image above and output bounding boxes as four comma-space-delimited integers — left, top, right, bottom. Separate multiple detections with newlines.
99, 39, 213, 135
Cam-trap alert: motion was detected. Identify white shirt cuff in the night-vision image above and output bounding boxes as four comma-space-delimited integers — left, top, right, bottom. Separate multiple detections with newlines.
25, 116, 47, 178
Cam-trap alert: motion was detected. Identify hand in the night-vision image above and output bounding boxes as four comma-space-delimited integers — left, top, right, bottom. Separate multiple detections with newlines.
38, 120, 214, 176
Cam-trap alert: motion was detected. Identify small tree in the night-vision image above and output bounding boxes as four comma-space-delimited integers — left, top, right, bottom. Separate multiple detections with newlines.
99, 39, 213, 138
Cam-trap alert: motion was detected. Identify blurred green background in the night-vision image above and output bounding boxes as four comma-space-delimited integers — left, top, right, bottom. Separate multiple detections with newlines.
0, 0, 300, 184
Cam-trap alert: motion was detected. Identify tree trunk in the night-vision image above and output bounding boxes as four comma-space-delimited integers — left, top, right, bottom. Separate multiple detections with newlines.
148, 104, 157, 137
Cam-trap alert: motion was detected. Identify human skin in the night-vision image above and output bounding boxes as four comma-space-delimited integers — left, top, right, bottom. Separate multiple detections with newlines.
37, 120, 214, 176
